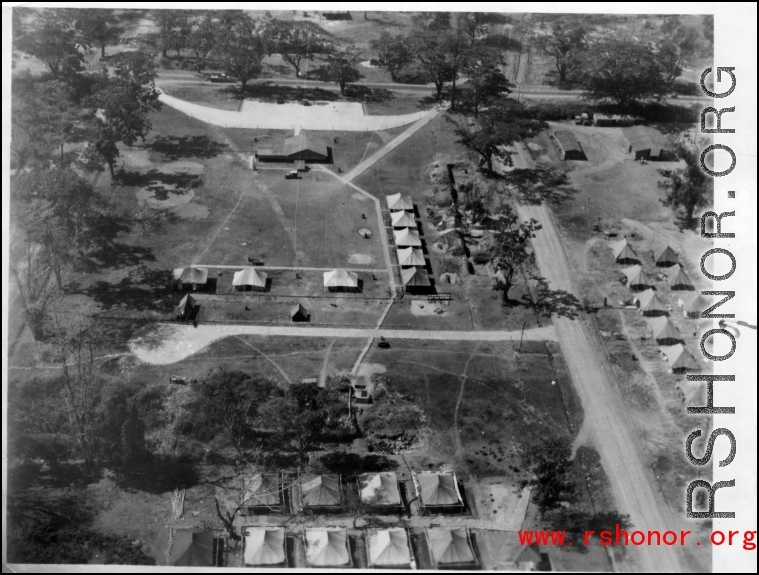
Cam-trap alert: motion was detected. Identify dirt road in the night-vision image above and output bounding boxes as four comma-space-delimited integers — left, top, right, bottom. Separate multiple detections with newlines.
518, 204, 688, 573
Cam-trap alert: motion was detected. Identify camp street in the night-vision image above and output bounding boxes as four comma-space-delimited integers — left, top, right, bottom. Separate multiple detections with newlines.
129, 323, 558, 365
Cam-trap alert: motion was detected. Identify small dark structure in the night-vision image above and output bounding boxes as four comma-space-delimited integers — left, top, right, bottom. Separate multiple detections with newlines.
291, 303, 310, 322
176, 294, 198, 322
256, 133, 331, 164
323, 11, 352, 20
554, 130, 587, 160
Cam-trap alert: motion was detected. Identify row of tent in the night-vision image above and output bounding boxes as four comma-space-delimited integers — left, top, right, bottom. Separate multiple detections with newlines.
387, 194, 433, 291
611, 239, 682, 268
622, 263, 695, 292
174, 266, 361, 292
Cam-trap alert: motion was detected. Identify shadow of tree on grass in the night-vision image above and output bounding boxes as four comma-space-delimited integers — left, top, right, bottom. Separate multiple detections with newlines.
147, 135, 227, 162
82, 266, 174, 312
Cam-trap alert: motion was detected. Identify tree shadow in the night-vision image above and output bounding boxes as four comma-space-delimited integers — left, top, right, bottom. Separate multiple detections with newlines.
496, 168, 580, 206
522, 282, 591, 320
81, 266, 174, 312
147, 135, 227, 162
112, 456, 200, 494
114, 167, 203, 197
319, 452, 397, 475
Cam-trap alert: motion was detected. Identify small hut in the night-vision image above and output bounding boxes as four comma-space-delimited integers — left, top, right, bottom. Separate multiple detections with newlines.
654, 245, 679, 267
291, 303, 310, 322
610, 239, 639, 265
176, 294, 198, 322
636, 289, 668, 316
667, 265, 695, 291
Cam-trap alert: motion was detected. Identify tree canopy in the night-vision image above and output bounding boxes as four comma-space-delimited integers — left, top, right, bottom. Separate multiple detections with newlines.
491, 204, 542, 304
215, 16, 270, 93
268, 19, 334, 77
658, 144, 710, 227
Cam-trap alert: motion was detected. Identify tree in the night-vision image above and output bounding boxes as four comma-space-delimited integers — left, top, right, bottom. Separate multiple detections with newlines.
187, 11, 218, 72
151, 9, 187, 58
269, 19, 334, 78
491, 205, 542, 304
655, 18, 701, 92
658, 144, 710, 227
415, 31, 456, 100
460, 44, 512, 117
535, 19, 587, 88
323, 42, 362, 96
13, 8, 84, 77
216, 16, 270, 93
521, 437, 576, 513
75, 8, 124, 58
579, 38, 667, 106
370, 31, 416, 82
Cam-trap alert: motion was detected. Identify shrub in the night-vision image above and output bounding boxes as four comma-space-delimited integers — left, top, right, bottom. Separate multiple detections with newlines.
472, 250, 492, 265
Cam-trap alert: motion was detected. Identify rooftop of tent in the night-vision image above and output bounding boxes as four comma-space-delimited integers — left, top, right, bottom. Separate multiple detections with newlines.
168, 529, 219, 567
242, 473, 283, 508
243, 527, 287, 567
359, 472, 402, 506
623, 125, 670, 153
425, 527, 477, 566
300, 474, 342, 507
554, 130, 583, 152
412, 471, 463, 507
366, 528, 412, 568
304, 528, 351, 568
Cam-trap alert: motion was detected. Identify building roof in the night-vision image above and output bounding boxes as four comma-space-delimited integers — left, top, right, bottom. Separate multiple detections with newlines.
284, 133, 328, 158
386, 193, 414, 211
394, 228, 422, 247
426, 527, 476, 565
636, 289, 667, 313
391, 210, 417, 228
667, 265, 695, 289
304, 528, 350, 567
169, 530, 215, 567
623, 125, 669, 155
366, 528, 412, 568
413, 471, 462, 506
554, 130, 583, 153
177, 294, 197, 313
323, 269, 359, 288
242, 473, 281, 507
301, 475, 341, 507
622, 265, 650, 289
661, 344, 700, 371
244, 528, 286, 566
233, 267, 267, 288
610, 239, 638, 262
655, 245, 679, 265
397, 247, 426, 266
401, 266, 431, 287
359, 472, 402, 506
174, 267, 208, 284
647, 316, 682, 342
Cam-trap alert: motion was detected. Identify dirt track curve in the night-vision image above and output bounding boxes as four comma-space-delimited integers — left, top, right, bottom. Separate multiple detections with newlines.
519, 204, 690, 573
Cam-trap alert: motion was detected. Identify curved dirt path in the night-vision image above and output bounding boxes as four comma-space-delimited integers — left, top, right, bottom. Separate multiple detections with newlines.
518, 204, 691, 573
129, 324, 557, 366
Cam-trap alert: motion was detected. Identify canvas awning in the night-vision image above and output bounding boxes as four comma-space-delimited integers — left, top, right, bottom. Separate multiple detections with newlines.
621, 265, 650, 291
169, 531, 215, 566
391, 211, 417, 228
636, 289, 667, 314
359, 472, 401, 506
426, 527, 476, 566
661, 344, 700, 371
244, 528, 286, 566
174, 267, 209, 284
655, 245, 679, 267
366, 528, 412, 568
233, 267, 267, 289
413, 472, 462, 506
301, 475, 341, 507
667, 265, 695, 290
401, 266, 431, 287
304, 528, 350, 567
386, 193, 414, 211
242, 474, 281, 507
397, 247, 426, 266
394, 228, 422, 247
610, 239, 638, 263
647, 316, 683, 343
323, 269, 359, 288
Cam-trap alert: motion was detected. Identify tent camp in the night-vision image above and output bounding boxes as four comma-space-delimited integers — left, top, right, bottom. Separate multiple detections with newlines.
401, 267, 432, 293
168, 530, 222, 567
425, 527, 477, 568
386, 193, 414, 212
397, 247, 426, 267
679, 293, 710, 318
359, 472, 402, 507
366, 528, 413, 569
243, 528, 286, 567
554, 130, 587, 160
300, 475, 342, 508
635, 289, 668, 316
176, 294, 198, 321
623, 126, 672, 160
241, 473, 284, 515
412, 471, 463, 512
391, 210, 417, 228
621, 265, 651, 292
394, 228, 422, 247
173, 267, 209, 291
304, 528, 351, 568
661, 344, 700, 373
233, 268, 268, 291
291, 302, 310, 322
655, 245, 679, 267
610, 239, 639, 264
647, 316, 683, 345
323, 269, 359, 291
667, 265, 695, 291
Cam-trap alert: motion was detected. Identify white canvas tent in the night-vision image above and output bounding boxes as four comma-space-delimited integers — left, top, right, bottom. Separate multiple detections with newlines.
304, 528, 350, 567
401, 267, 431, 289
394, 228, 422, 247
233, 267, 267, 291
412, 471, 463, 509
425, 527, 477, 567
610, 239, 639, 264
386, 193, 414, 211
655, 245, 679, 267
359, 472, 402, 506
397, 247, 426, 267
679, 293, 710, 318
667, 265, 695, 291
323, 269, 358, 289
243, 528, 286, 566
636, 289, 668, 316
173, 267, 209, 290
621, 265, 651, 292
391, 210, 417, 228
300, 475, 341, 507
366, 528, 412, 568
647, 316, 683, 345
661, 344, 700, 373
